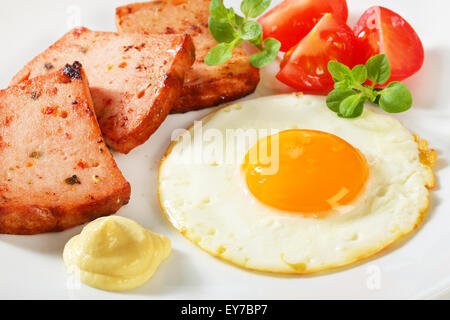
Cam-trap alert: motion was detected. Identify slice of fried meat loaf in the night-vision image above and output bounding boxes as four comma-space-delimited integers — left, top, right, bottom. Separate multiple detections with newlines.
0, 63, 131, 235
11, 27, 195, 153
116, 0, 260, 113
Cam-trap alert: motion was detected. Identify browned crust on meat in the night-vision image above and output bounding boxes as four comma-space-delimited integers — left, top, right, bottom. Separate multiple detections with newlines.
174, 66, 260, 113
116, 2, 150, 18
0, 183, 130, 235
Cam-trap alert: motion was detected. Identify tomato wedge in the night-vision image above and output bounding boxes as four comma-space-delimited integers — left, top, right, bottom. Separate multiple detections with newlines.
258, 0, 348, 52
276, 13, 356, 92
354, 6, 424, 82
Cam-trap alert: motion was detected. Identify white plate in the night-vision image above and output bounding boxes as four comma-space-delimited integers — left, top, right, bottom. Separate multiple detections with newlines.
1, 0, 449, 300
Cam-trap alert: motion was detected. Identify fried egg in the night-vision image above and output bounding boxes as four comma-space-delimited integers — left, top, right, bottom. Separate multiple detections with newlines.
158, 94, 435, 274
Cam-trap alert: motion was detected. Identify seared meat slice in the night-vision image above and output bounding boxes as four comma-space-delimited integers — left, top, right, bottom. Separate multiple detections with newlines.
11, 28, 195, 153
1, 63, 130, 235
116, 0, 260, 113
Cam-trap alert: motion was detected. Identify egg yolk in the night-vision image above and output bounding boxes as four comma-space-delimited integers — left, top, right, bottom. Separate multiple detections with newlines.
242, 129, 368, 215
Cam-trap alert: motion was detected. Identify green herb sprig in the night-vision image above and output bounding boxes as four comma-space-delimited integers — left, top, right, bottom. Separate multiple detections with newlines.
326, 54, 413, 118
206, 0, 280, 68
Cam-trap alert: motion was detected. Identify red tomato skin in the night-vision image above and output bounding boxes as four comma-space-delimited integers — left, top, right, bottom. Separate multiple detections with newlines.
276, 13, 356, 92
258, 0, 348, 52
354, 6, 424, 82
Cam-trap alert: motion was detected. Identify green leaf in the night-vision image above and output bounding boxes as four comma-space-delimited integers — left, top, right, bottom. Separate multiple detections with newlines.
208, 17, 236, 43
326, 89, 357, 113
334, 81, 347, 90
248, 32, 263, 47
210, 0, 229, 23
205, 43, 234, 66
378, 82, 413, 113
249, 38, 280, 67
227, 7, 236, 22
241, 0, 271, 18
328, 61, 352, 82
366, 54, 391, 85
371, 88, 383, 104
234, 13, 245, 27
352, 64, 368, 84
238, 20, 262, 40
334, 79, 353, 90
326, 54, 412, 119
339, 94, 367, 118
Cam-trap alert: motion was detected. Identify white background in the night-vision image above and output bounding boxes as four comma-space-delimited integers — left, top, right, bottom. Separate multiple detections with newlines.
0, 0, 449, 299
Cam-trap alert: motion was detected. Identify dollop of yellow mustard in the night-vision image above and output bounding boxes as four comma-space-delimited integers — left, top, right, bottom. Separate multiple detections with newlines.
63, 216, 171, 292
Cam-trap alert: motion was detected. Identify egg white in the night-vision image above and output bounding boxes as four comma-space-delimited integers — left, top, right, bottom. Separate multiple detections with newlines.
158, 94, 435, 274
